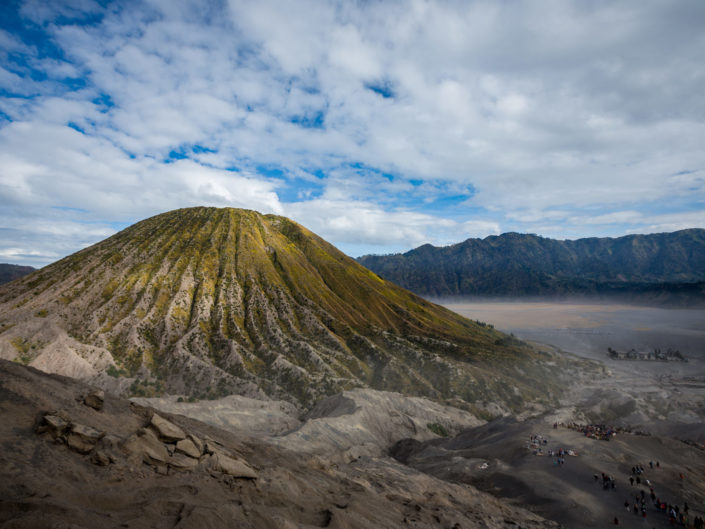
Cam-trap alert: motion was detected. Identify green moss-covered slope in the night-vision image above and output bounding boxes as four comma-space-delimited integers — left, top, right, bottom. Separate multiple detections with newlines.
0, 207, 566, 409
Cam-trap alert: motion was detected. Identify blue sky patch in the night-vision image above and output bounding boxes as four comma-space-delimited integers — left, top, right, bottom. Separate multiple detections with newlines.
67, 122, 85, 134
52, 206, 88, 214
192, 144, 217, 154
166, 149, 189, 162
256, 165, 285, 179
92, 93, 115, 110
290, 110, 325, 129
365, 80, 395, 99
109, 221, 130, 232
1, 2, 65, 61
278, 177, 325, 203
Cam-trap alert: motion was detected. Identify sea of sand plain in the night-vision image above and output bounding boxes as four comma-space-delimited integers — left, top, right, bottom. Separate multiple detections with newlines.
441, 300, 705, 366
443, 300, 705, 440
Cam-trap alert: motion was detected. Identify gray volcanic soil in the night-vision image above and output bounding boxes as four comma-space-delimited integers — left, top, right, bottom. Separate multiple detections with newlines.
131, 358, 705, 529
0, 359, 555, 529
391, 417, 705, 529
134, 389, 485, 464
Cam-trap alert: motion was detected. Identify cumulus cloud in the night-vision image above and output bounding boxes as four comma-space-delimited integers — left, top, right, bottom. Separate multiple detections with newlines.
1, 0, 704, 265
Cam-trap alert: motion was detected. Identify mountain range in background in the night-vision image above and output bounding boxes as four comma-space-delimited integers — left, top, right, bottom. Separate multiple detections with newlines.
0, 207, 566, 412
0, 263, 35, 284
358, 229, 705, 305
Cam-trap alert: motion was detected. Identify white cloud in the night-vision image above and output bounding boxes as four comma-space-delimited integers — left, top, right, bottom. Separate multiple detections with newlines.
0, 247, 51, 259
639, 214, 705, 234
285, 199, 452, 248
0, 118, 283, 218
460, 220, 501, 239
1, 0, 705, 265
577, 211, 645, 226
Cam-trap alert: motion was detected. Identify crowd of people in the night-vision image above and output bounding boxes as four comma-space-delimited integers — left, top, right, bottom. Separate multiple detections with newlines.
554, 421, 622, 440
527, 428, 702, 527
609, 462, 701, 527
526, 433, 577, 467
595, 472, 617, 490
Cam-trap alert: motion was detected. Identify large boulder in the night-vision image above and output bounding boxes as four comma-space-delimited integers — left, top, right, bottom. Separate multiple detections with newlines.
176, 438, 201, 459
67, 423, 105, 454
122, 427, 169, 466
169, 453, 200, 471
90, 450, 111, 466
208, 453, 257, 479
41, 413, 70, 439
187, 434, 204, 455
91, 434, 122, 466
149, 413, 186, 442
83, 389, 105, 411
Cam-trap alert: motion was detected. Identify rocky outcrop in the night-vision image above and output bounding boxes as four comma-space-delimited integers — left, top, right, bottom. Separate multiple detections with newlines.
207, 452, 257, 479
66, 423, 105, 454
83, 389, 104, 411
169, 452, 199, 471
41, 412, 70, 438
176, 437, 200, 458
122, 427, 169, 466
149, 412, 186, 442
35, 401, 257, 479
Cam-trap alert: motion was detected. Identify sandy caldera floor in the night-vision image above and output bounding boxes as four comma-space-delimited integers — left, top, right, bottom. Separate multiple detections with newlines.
440, 301, 705, 364
443, 300, 705, 441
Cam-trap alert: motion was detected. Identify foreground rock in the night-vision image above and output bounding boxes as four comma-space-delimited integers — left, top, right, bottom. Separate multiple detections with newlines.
66, 422, 105, 454
176, 438, 200, 458
35, 396, 256, 480
149, 412, 186, 442
207, 452, 257, 478
1, 359, 557, 529
83, 389, 104, 410
122, 427, 170, 466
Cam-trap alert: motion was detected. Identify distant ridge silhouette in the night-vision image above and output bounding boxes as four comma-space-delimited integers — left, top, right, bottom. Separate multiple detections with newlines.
358, 229, 705, 304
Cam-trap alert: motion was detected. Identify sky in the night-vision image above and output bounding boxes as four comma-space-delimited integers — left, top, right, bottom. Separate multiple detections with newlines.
1, 0, 704, 267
